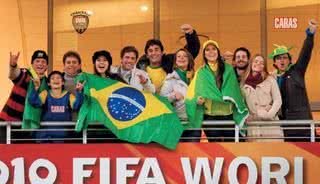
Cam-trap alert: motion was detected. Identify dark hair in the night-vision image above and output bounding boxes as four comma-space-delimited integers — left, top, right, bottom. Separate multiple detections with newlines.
232, 47, 251, 61
203, 43, 224, 89
63, 51, 81, 64
31, 50, 48, 64
92, 50, 113, 77
174, 48, 194, 72
92, 50, 112, 64
47, 70, 65, 89
121, 46, 139, 59
144, 39, 164, 54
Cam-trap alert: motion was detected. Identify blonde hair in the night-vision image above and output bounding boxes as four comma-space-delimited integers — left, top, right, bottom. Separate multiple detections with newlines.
241, 54, 269, 86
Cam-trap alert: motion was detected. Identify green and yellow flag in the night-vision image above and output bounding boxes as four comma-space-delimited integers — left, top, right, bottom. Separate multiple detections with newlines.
76, 73, 183, 149
185, 64, 248, 135
22, 68, 48, 129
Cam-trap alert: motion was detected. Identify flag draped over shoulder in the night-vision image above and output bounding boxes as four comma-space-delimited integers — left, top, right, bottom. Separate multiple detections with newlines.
22, 69, 48, 129
76, 73, 183, 149
185, 64, 248, 135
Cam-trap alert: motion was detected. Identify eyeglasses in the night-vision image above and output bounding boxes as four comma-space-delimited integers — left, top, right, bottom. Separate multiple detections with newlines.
275, 55, 289, 60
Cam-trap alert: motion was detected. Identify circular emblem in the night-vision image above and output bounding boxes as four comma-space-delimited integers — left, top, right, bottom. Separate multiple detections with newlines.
107, 87, 146, 121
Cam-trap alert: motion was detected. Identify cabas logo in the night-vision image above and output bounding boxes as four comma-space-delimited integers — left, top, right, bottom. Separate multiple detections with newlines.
71, 11, 90, 34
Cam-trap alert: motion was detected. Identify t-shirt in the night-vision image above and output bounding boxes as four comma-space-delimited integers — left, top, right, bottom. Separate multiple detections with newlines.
146, 66, 166, 93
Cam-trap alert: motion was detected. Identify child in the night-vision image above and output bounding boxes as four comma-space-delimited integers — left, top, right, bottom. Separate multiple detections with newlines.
28, 71, 84, 142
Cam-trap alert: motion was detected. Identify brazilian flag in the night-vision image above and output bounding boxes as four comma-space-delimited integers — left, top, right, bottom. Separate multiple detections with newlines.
76, 73, 183, 149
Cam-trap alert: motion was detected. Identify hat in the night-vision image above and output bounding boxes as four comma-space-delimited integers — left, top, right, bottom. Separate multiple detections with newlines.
92, 50, 112, 65
31, 50, 48, 63
268, 44, 292, 59
203, 40, 219, 50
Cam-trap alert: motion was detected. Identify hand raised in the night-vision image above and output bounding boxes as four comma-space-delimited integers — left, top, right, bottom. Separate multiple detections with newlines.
76, 81, 86, 91
180, 24, 194, 34
10, 51, 20, 67
308, 19, 318, 34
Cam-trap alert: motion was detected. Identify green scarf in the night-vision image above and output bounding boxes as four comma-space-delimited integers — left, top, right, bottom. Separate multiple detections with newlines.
185, 64, 248, 135
22, 75, 48, 129
175, 68, 188, 84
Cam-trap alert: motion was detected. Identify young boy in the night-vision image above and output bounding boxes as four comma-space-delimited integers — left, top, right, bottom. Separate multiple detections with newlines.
28, 71, 84, 142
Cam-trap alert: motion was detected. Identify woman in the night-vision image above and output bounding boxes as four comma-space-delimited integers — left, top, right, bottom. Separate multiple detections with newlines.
91, 50, 124, 142
241, 54, 283, 142
186, 40, 248, 142
160, 48, 194, 120
92, 50, 124, 82
160, 48, 196, 141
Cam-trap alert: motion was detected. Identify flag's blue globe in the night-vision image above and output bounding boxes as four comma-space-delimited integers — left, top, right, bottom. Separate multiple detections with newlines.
107, 87, 146, 121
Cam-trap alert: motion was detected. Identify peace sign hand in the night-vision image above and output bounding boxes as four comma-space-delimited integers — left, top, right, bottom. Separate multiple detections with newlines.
76, 81, 86, 92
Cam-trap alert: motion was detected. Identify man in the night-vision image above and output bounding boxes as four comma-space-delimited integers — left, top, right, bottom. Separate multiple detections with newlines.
232, 47, 251, 81
137, 24, 200, 92
0, 50, 48, 143
111, 46, 155, 93
62, 51, 82, 95
269, 19, 317, 141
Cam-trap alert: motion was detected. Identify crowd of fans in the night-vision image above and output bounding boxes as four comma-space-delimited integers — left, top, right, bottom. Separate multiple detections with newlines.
0, 21, 319, 143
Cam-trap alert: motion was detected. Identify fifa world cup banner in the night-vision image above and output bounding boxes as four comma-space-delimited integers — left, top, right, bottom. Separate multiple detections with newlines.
0, 143, 319, 183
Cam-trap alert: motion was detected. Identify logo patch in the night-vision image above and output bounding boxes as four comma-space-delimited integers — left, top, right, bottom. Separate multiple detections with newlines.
71, 11, 90, 34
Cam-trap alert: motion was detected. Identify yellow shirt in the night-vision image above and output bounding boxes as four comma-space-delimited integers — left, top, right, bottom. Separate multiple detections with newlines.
208, 61, 218, 72
146, 66, 166, 93
205, 62, 233, 116
204, 99, 233, 116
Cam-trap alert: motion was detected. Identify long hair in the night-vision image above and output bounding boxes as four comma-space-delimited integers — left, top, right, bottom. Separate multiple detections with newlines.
203, 43, 225, 89
241, 54, 269, 86
173, 48, 195, 80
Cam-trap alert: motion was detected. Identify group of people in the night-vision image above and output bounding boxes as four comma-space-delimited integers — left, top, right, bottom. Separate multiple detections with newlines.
0, 21, 318, 143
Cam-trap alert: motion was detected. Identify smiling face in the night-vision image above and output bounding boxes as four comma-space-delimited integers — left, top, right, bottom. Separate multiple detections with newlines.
175, 50, 189, 71
146, 45, 163, 66
64, 56, 81, 76
235, 50, 249, 69
251, 55, 265, 73
32, 58, 48, 76
274, 53, 290, 72
94, 56, 109, 74
48, 73, 64, 90
121, 52, 137, 71
204, 44, 218, 62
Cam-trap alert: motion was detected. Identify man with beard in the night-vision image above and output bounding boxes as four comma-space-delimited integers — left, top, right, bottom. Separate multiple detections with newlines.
269, 19, 317, 142
232, 47, 251, 82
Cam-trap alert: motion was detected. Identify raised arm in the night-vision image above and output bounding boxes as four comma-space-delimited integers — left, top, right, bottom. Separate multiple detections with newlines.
295, 19, 317, 74
8, 52, 21, 81
181, 24, 200, 59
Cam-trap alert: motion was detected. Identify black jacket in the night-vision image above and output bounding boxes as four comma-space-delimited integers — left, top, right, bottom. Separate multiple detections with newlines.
278, 34, 314, 120
137, 30, 200, 74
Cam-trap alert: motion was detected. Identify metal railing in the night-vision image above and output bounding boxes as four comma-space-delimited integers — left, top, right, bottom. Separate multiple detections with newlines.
0, 120, 319, 144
